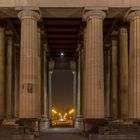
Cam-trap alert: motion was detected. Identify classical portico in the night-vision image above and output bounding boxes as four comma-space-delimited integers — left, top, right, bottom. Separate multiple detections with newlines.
0, 0, 140, 136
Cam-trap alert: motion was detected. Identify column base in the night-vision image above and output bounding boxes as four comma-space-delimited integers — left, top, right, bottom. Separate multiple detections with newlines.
2, 119, 17, 125
40, 117, 51, 131
74, 115, 83, 129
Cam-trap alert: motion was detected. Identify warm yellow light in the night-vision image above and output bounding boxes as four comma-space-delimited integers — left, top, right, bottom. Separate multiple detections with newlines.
64, 113, 67, 116
69, 109, 75, 114
52, 109, 57, 114
58, 113, 61, 116
63, 113, 67, 118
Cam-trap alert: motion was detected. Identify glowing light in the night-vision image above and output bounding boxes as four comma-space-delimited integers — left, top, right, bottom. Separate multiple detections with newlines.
60, 52, 64, 56
58, 113, 62, 116
52, 109, 57, 114
60, 118, 64, 121
69, 109, 75, 114
63, 113, 68, 119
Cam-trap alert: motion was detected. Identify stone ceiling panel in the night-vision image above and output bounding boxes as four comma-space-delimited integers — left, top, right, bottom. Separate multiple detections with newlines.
0, 0, 140, 8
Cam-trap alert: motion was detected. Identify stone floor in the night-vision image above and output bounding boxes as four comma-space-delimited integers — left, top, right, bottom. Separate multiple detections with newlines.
0, 127, 140, 140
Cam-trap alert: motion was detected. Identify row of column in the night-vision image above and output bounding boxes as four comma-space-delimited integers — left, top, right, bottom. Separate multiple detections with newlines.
1, 8, 140, 121
105, 27, 128, 119
0, 29, 20, 118
17, 9, 140, 120
82, 9, 140, 120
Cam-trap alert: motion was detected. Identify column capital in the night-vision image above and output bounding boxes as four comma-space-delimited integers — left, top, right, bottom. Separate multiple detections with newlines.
127, 10, 140, 21
111, 30, 118, 41
83, 10, 106, 22
70, 61, 76, 72
6, 30, 13, 40
49, 60, 55, 72
119, 27, 128, 35
18, 10, 40, 21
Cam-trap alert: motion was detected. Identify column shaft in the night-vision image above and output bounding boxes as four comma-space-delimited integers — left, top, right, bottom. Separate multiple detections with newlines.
83, 10, 105, 118
128, 11, 140, 118
41, 44, 48, 117
18, 10, 41, 118
76, 51, 81, 118
73, 71, 76, 118
75, 49, 83, 128
104, 48, 111, 118
6, 36, 14, 118
110, 38, 118, 118
118, 27, 128, 118
48, 60, 54, 120
48, 71, 52, 119
37, 28, 41, 116
0, 27, 5, 118
13, 45, 20, 118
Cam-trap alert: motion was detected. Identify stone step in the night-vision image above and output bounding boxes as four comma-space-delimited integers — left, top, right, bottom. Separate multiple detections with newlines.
12, 134, 34, 139
89, 134, 140, 139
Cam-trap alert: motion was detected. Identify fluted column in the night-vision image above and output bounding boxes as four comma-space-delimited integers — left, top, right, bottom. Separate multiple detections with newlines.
6, 32, 14, 118
83, 10, 106, 118
118, 27, 128, 118
127, 11, 140, 119
18, 10, 41, 118
110, 37, 118, 118
0, 27, 5, 118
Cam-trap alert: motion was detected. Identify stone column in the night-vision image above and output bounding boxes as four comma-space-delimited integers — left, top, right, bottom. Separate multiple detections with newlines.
13, 44, 20, 118
40, 44, 50, 129
0, 27, 5, 118
127, 11, 140, 119
75, 48, 83, 128
18, 10, 41, 118
37, 28, 41, 117
104, 46, 111, 118
110, 37, 118, 119
83, 10, 106, 118
70, 61, 77, 119
118, 27, 128, 118
41, 44, 47, 117
6, 31, 14, 118
48, 60, 54, 123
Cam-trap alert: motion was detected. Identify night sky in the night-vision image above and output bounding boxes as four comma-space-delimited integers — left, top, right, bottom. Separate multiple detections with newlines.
52, 70, 73, 113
